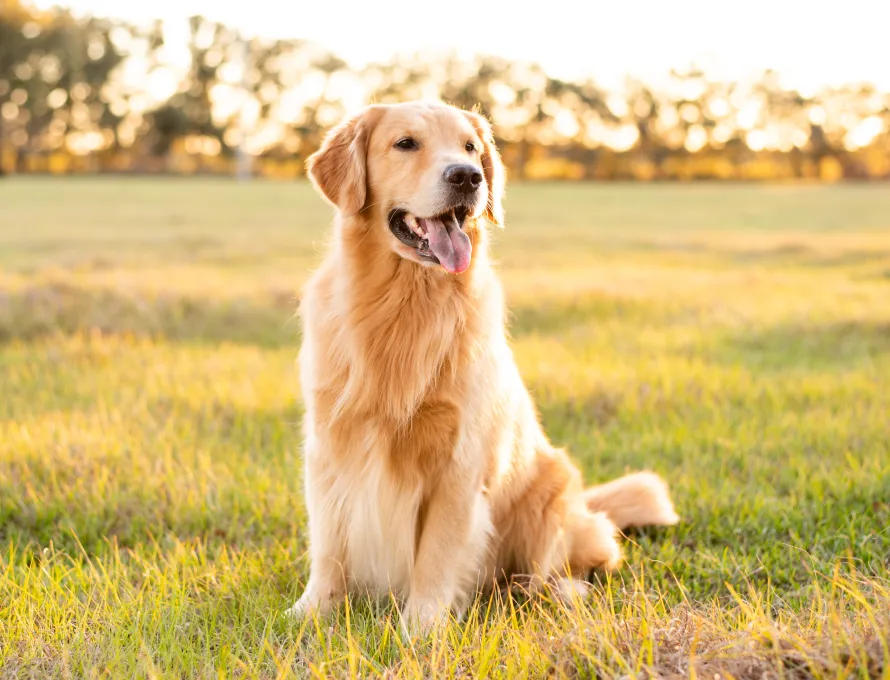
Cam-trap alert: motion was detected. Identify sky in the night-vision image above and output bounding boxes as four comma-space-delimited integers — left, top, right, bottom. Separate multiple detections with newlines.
33, 0, 890, 93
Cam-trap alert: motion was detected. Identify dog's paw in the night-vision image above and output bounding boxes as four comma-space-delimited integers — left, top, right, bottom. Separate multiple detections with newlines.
286, 589, 331, 621
400, 596, 449, 639
549, 576, 592, 603
285, 596, 312, 620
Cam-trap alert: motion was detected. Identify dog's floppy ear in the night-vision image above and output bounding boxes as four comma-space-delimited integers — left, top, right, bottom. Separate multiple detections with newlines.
464, 110, 505, 227
307, 106, 383, 216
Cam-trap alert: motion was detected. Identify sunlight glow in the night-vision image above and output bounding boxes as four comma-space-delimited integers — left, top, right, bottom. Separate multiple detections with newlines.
685, 126, 707, 152
489, 82, 516, 106
609, 125, 639, 152
846, 116, 884, 150
553, 111, 580, 139
712, 123, 734, 144
606, 95, 628, 118
12, 0, 890, 166
736, 103, 761, 131
28, 0, 890, 96
147, 68, 179, 103
746, 130, 766, 152
807, 107, 827, 125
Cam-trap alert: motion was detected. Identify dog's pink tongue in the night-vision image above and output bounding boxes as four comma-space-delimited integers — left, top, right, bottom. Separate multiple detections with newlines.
420, 215, 472, 274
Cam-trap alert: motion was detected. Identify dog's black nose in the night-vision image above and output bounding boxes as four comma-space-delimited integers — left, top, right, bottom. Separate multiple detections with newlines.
445, 164, 483, 193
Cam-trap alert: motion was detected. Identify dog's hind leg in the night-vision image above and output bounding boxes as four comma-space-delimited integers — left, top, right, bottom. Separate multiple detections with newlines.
565, 505, 623, 574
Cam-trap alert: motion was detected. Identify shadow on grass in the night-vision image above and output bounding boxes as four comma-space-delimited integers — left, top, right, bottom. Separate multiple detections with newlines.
534, 385, 621, 431
712, 319, 890, 372
617, 237, 890, 269
724, 244, 890, 268
508, 292, 667, 337
1, 283, 672, 347
0, 395, 305, 557
0, 281, 300, 348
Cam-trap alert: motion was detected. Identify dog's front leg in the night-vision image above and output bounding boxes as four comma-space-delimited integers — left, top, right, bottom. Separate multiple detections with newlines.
288, 516, 346, 619
288, 447, 347, 620
403, 465, 490, 635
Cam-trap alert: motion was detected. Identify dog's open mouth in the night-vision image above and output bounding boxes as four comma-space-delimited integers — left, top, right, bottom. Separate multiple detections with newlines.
388, 207, 471, 274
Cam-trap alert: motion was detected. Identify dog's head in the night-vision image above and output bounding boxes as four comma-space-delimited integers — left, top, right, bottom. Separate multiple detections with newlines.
307, 101, 505, 274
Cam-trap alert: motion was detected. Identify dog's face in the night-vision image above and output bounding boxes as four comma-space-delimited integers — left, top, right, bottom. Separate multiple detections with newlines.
307, 101, 505, 274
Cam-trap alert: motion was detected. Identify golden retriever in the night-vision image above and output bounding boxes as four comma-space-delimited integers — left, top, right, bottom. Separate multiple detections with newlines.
289, 101, 679, 634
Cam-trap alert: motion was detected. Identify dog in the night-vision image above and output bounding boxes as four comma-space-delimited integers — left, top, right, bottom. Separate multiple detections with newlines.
289, 101, 679, 634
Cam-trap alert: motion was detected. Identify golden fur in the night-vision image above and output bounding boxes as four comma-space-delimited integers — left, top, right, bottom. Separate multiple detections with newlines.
290, 101, 679, 633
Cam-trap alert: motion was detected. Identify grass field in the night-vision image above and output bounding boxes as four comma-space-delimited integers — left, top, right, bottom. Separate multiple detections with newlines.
1, 178, 889, 678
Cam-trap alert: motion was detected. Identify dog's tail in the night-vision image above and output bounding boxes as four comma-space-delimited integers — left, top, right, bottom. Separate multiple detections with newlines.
584, 471, 679, 531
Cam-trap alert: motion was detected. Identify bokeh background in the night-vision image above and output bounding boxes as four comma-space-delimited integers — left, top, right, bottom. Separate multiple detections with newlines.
2, 0, 890, 180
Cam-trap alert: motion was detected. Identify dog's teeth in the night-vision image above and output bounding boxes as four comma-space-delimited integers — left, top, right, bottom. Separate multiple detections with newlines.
404, 213, 426, 238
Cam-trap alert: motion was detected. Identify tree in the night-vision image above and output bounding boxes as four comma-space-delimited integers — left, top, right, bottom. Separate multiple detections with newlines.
3, 4, 890, 181
0, 0, 37, 174
145, 16, 236, 167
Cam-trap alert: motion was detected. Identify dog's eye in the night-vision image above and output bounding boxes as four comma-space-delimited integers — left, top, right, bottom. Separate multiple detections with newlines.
465, 141, 476, 153
395, 137, 418, 151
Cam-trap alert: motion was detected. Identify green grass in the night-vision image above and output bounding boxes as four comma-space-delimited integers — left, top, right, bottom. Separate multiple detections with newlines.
1, 177, 889, 678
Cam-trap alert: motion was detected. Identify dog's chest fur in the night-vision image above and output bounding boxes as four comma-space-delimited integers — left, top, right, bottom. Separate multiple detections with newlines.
311, 256, 475, 429
300, 255, 486, 591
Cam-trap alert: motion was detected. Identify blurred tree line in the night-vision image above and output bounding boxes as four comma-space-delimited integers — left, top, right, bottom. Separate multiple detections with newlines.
2, 0, 890, 181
